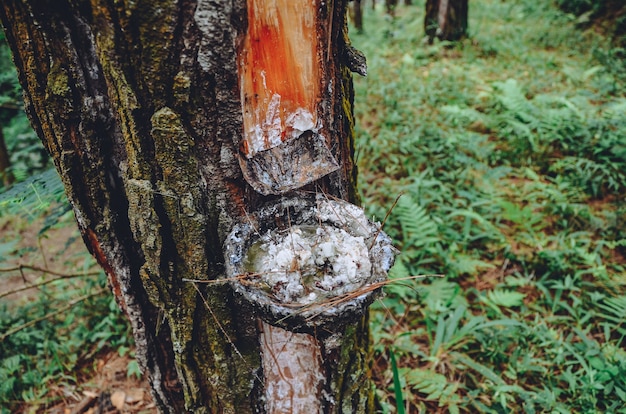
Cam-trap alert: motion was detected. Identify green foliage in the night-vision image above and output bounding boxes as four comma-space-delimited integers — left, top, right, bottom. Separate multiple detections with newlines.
353, 0, 626, 412
3, 113, 50, 181
0, 272, 131, 411
0, 31, 50, 189
403, 368, 459, 413
553, 0, 626, 36
0, 31, 21, 106
0, 167, 71, 238
0, 173, 127, 410
455, 79, 626, 198
553, 0, 626, 59
555, 0, 600, 16
0, 168, 66, 218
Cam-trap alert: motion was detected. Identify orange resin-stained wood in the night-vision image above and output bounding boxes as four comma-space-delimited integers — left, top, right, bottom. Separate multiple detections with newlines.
238, 0, 339, 195
240, 0, 319, 156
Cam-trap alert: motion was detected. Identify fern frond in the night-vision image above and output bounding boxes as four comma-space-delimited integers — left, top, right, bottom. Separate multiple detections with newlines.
484, 289, 526, 308
394, 195, 438, 248
493, 79, 534, 116
388, 259, 410, 279
404, 368, 450, 400
420, 279, 461, 312
0, 168, 66, 218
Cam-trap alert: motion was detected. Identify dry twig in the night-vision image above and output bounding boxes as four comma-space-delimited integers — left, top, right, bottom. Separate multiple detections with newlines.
0, 264, 101, 299
0, 288, 107, 341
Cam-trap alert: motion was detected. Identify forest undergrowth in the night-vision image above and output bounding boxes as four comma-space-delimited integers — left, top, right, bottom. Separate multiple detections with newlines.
0, 0, 625, 412
354, 0, 626, 412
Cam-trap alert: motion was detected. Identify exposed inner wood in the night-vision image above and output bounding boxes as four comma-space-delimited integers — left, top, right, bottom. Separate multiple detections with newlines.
240, 0, 320, 157
237, 0, 339, 195
260, 320, 324, 414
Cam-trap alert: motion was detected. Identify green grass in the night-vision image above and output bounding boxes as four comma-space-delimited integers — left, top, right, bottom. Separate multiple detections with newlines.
354, 1, 626, 412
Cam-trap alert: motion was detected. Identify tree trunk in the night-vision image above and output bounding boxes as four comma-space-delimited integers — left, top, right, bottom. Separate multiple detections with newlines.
0, 126, 14, 188
1, 0, 389, 412
352, 0, 364, 33
385, 0, 398, 16
425, 0, 469, 42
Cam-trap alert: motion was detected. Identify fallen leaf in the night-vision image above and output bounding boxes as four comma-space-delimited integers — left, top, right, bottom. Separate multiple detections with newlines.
125, 388, 144, 404
110, 390, 126, 410
83, 390, 98, 398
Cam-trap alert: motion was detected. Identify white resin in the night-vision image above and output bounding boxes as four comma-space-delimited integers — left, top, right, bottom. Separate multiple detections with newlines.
244, 92, 318, 157
252, 223, 371, 304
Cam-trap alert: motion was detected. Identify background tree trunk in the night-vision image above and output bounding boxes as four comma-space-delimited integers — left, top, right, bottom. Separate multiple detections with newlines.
425, 0, 469, 42
386, 0, 398, 15
352, 0, 364, 33
0, 0, 377, 412
0, 126, 14, 187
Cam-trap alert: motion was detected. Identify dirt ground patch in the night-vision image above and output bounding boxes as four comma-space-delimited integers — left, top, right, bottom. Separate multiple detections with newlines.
0, 212, 92, 303
44, 352, 156, 414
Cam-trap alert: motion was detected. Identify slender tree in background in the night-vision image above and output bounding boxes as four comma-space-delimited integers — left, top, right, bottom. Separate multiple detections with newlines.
0, 126, 13, 187
352, 0, 364, 32
425, 0, 469, 42
0, 33, 17, 188
386, 0, 398, 15
0, 0, 388, 412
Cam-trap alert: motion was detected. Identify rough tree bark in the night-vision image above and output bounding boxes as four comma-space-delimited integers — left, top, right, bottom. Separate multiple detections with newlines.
1, 0, 389, 413
425, 0, 468, 42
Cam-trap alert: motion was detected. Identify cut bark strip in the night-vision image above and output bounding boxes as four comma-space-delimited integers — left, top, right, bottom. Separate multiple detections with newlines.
239, 130, 339, 195
238, 0, 339, 195
259, 321, 325, 414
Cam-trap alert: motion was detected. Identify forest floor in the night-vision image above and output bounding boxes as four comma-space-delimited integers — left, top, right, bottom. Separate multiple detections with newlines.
0, 214, 155, 413
1, 0, 625, 413
353, 1, 626, 412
